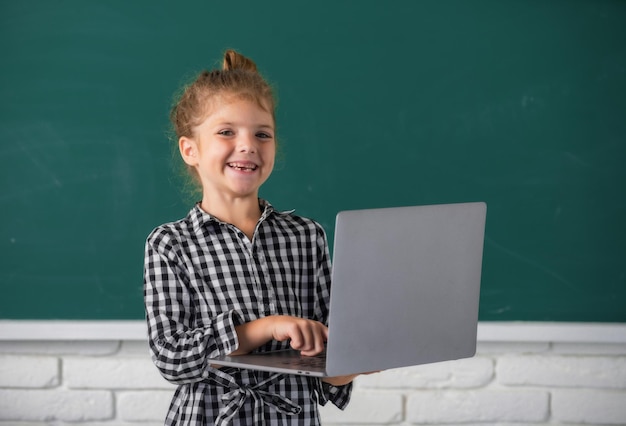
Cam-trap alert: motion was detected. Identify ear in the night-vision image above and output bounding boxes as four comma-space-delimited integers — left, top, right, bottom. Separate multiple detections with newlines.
179, 136, 198, 166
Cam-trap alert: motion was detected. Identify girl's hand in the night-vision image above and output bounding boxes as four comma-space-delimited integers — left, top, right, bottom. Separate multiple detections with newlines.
323, 370, 380, 387
232, 315, 327, 356
269, 315, 328, 356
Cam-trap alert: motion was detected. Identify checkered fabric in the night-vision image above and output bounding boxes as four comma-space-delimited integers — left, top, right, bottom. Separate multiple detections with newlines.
144, 200, 352, 425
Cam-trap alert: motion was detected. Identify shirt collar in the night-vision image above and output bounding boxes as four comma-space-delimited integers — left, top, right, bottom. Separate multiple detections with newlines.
190, 199, 293, 229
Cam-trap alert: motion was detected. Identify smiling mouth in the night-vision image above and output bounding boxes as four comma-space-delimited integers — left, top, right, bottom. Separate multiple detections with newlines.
227, 162, 258, 172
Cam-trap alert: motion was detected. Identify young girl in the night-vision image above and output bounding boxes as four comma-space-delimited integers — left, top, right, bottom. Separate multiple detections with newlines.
144, 50, 357, 425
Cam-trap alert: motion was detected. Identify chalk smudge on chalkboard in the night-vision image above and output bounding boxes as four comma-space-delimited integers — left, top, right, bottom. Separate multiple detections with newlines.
485, 236, 574, 289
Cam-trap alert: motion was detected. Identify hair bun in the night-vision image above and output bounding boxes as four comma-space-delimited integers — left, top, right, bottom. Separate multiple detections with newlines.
223, 49, 258, 72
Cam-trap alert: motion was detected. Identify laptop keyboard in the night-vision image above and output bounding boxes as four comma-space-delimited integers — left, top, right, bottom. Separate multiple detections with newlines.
279, 351, 326, 369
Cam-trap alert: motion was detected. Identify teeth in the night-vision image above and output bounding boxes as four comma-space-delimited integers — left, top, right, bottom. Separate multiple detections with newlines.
228, 163, 257, 171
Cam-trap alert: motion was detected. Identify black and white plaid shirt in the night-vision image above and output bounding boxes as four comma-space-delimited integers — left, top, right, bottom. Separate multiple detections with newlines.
144, 200, 352, 425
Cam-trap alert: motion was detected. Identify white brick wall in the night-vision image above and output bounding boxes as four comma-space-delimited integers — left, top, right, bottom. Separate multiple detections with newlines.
0, 323, 625, 425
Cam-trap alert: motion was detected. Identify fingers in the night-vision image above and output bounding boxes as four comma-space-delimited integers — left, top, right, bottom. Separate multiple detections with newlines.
271, 316, 328, 356
294, 321, 328, 356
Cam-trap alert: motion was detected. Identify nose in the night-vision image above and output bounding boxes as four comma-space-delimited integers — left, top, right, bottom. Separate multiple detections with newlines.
237, 132, 256, 153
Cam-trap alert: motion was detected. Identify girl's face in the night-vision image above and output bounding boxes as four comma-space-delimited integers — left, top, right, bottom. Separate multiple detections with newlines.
179, 96, 276, 203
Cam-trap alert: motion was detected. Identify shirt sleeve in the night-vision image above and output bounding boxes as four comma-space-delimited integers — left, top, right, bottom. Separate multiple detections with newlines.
312, 222, 333, 324
143, 227, 243, 385
312, 379, 353, 409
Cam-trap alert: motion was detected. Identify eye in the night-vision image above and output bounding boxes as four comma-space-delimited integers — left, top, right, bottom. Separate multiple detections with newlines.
256, 131, 273, 140
217, 129, 234, 136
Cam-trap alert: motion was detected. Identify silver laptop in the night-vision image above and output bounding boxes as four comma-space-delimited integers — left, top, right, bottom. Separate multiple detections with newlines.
208, 202, 486, 377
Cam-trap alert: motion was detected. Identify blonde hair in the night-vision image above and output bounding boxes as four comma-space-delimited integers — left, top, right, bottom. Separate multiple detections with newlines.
170, 49, 276, 139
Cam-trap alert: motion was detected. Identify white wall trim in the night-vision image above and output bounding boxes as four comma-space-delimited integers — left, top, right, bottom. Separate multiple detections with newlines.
1, 320, 625, 343
476, 321, 626, 343
0, 321, 147, 341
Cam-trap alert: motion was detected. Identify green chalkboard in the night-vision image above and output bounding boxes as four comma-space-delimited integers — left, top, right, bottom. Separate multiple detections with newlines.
1, 1, 625, 321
